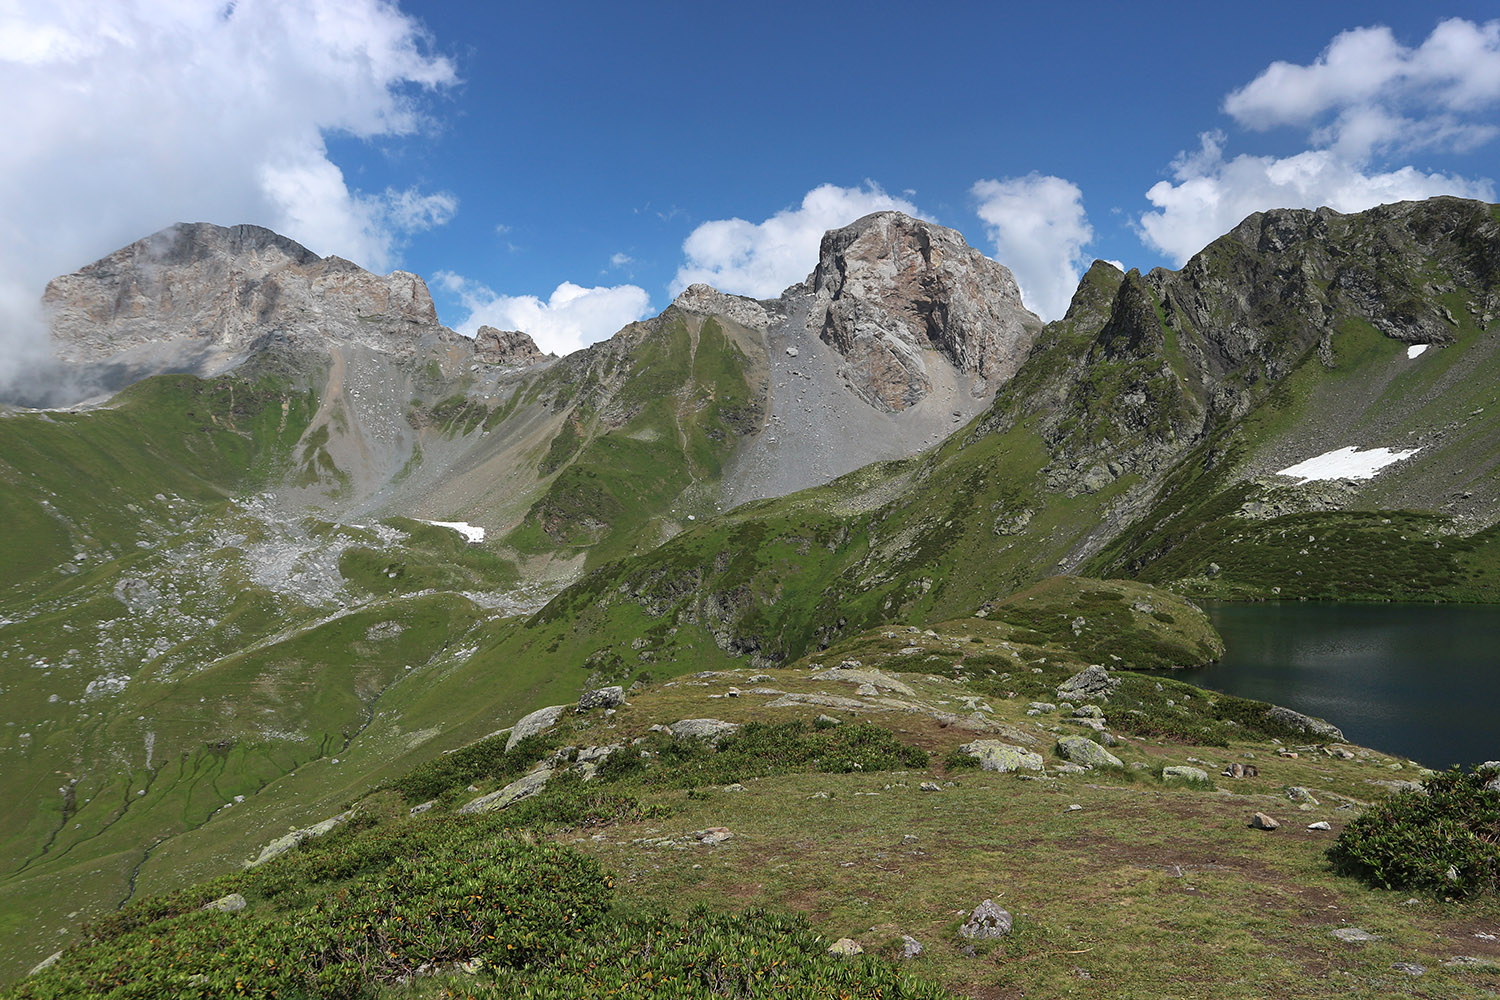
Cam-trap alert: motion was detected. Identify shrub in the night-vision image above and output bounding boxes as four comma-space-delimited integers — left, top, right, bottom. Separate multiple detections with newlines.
1328, 765, 1500, 897
389, 732, 560, 802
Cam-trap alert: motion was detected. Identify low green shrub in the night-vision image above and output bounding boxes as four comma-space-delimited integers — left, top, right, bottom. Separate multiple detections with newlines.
477, 906, 957, 999
1328, 765, 1500, 897
389, 732, 560, 803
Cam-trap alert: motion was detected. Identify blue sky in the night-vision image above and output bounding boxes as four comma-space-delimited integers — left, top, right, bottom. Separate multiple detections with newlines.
3, 1, 1499, 359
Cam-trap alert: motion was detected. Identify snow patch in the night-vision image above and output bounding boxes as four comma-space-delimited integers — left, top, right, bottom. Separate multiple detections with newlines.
1407, 344, 1428, 359
420, 520, 485, 543
1277, 446, 1422, 484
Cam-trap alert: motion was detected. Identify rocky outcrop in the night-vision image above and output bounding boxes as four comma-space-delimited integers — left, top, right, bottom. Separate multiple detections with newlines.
800, 212, 1040, 411
45, 222, 462, 381
474, 326, 550, 366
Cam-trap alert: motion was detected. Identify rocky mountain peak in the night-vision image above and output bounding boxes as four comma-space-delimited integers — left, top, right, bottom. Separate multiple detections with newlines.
44, 222, 446, 381
804, 211, 1040, 411
473, 326, 551, 366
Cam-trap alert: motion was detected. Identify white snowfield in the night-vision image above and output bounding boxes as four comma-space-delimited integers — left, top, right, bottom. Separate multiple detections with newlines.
420, 520, 486, 543
1277, 446, 1422, 484
1408, 344, 1429, 359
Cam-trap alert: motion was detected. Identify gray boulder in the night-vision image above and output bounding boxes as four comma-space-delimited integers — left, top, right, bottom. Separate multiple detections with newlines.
958, 740, 1044, 773
900, 935, 924, 958
959, 899, 1013, 939
1056, 665, 1119, 702
247, 810, 352, 867
828, 938, 863, 956
668, 718, 740, 741
1162, 765, 1209, 783
1265, 705, 1344, 741
1284, 785, 1320, 804
577, 686, 624, 712
202, 893, 247, 913
1056, 736, 1123, 769
458, 767, 554, 815
28, 951, 63, 977
506, 705, 566, 751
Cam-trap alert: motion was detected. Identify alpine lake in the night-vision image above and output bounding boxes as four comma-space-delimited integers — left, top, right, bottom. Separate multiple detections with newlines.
1155, 600, 1500, 769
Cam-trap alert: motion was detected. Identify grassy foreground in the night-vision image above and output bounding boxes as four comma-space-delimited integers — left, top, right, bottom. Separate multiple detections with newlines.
7, 587, 1498, 999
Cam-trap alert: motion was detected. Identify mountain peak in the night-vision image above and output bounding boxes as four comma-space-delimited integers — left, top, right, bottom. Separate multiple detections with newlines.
805, 209, 1041, 411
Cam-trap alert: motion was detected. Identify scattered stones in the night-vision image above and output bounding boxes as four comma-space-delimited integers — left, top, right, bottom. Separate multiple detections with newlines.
1055, 735, 1122, 769
576, 686, 624, 712
816, 714, 842, 727
1162, 765, 1209, 783
505, 705, 566, 751
1055, 763, 1087, 775
901, 834, 919, 845
202, 892, 247, 913
1390, 962, 1425, 976
957, 740, 1044, 772
667, 718, 740, 741
1443, 956, 1499, 969
1055, 665, 1119, 702
828, 938, 863, 956
1330, 927, 1380, 943
1307, 821, 1332, 831
959, 900, 1013, 939
1072, 704, 1104, 719
1249, 812, 1281, 831
694, 827, 733, 845
723, 783, 746, 793
919, 781, 942, 791
1026, 702, 1056, 714
1221, 763, 1259, 779
899, 935, 924, 959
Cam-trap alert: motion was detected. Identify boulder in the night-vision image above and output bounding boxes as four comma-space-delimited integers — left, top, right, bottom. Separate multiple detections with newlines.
958, 740, 1044, 773
1056, 665, 1119, 702
959, 900, 1013, 939
247, 810, 353, 867
1249, 812, 1281, 831
28, 951, 63, 977
458, 767, 554, 815
667, 718, 740, 741
1265, 705, 1344, 741
505, 705, 566, 751
577, 686, 624, 712
1055, 736, 1123, 769
1162, 765, 1209, 783
828, 938, 863, 956
1284, 785, 1319, 804
202, 893, 247, 913
900, 935, 924, 958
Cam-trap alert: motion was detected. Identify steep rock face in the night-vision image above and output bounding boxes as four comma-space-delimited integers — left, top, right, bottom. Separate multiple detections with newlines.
803, 212, 1040, 411
474, 326, 551, 366
45, 222, 456, 377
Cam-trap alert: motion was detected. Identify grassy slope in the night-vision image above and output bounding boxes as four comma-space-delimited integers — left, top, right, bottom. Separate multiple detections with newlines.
11, 590, 1500, 998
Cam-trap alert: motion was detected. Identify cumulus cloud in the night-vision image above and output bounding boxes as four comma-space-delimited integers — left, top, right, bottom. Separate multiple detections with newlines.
436, 273, 652, 357
672, 182, 928, 298
1140, 19, 1500, 266
971, 174, 1094, 321
1224, 18, 1500, 157
0, 0, 456, 392
1140, 132, 1495, 265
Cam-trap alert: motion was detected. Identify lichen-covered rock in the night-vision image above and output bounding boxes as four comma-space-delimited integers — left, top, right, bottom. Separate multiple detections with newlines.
506, 705, 566, 751
1265, 706, 1344, 741
458, 767, 554, 815
247, 810, 353, 867
959, 899, 1013, 939
959, 740, 1044, 772
1162, 765, 1209, 783
1056, 665, 1119, 702
667, 718, 740, 741
1055, 736, 1123, 769
828, 937, 864, 956
577, 686, 624, 712
202, 893, 247, 913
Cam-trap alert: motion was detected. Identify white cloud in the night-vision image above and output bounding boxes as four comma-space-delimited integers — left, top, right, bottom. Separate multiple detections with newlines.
436, 273, 652, 357
609, 252, 634, 268
0, 0, 456, 389
971, 174, 1094, 321
1224, 19, 1500, 158
1139, 130, 1495, 264
672, 182, 928, 298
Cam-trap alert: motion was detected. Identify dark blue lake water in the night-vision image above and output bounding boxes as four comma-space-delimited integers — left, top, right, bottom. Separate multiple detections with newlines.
1161, 602, 1500, 769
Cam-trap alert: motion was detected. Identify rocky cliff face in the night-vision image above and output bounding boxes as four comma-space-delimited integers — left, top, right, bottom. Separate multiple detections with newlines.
800, 212, 1040, 411
473, 326, 551, 366
44, 222, 458, 381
